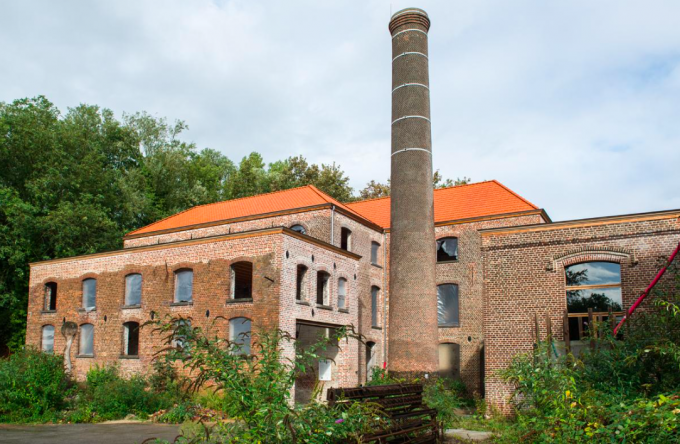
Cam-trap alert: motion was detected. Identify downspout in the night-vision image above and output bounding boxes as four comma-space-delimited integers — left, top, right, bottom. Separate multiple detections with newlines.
382, 230, 388, 369
330, 205, 335, 245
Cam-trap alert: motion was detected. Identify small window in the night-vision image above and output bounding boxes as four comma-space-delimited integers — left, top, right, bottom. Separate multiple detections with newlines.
437, 284, 460, 326
290, 224, 306, 235
340, 227, 352, 251
338, 278, 347, 309
125, 274, 142, 306
366, 341, 376, 380
296, 265, 308, 301
371, 286, 380, 327
231, 261, 253, 299
229, 317, 251, 355
371, 242, 380, 265
79, 323, 94, 356
174, 269, 193, 303
42, 325, 55, 353
123, 322, 139, 356
436, 237, 458, 262
319, 359, 332, 381
438, 343, 461, 378
82, 278, 96, 311
44, 282, 57, 311
316, 271, 330, 305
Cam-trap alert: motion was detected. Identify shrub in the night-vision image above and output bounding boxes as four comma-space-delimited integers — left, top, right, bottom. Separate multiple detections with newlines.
0, 347, 72, 422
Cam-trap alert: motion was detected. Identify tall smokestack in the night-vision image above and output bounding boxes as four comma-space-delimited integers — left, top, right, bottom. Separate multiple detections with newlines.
388, 8, 438, 376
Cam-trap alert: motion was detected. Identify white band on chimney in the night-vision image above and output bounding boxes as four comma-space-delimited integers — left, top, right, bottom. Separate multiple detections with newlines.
391, 28, 428, 39
392, 83, 429, 93
392, 115, 431, 125
392, 52, 428, 62
391, 147, 432, 157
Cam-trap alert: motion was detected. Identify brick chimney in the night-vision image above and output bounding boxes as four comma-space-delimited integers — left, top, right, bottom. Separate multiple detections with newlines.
387, 8, 439, 376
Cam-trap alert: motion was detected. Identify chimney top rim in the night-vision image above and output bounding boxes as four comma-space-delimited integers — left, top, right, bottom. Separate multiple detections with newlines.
390, 7, 428, 20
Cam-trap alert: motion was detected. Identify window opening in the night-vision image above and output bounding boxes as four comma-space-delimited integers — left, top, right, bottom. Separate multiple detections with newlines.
82, 278, 96, 311
230, 317, 251, 355
316, 271, 330, 305
123, 321, 139, 356
125, 274, 142, 306
371, 286, 380, 327
296, 265, 308, 301
437, 284, 460, 326
436, 237, 458, 262
42, 325, 55, 353
340, 227, 352, 251
231, 261, 253, 299
371, 242, 380, 265
290, 224, 306, 235
44, 282, 57, 311
79, 323, 94, 356
174, 269, 193, 303
337, 278, 347, 309
438, 343, 461, 378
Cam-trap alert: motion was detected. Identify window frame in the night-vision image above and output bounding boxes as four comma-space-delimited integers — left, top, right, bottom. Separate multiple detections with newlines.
340, 227, 352, 251
41, 324, 55, 353
229, 317, 252, 355
436, 237, 459, 263
173, 269, 194, 304
230, 261, 253, 300
437, 283, 460, 327
290, 224, 307, 235
122, 321, 140, 357
296, 264, 308, 302
316, 271, 330, 306
370, 242, 380, 265
565, 261, 623, 314
44, 282, 58, 311
337, 277, 348, 310
124, 273, 143, 307
82, 278, 97, 311
78, 323, 95, 357
371, 286, 380, 327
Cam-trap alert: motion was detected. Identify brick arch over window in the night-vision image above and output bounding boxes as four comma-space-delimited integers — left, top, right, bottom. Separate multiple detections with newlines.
546, 246, 637, 272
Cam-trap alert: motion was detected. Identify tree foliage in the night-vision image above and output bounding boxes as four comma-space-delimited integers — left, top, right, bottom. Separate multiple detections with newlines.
0, 96, 354, 351
357, 171, 470, 200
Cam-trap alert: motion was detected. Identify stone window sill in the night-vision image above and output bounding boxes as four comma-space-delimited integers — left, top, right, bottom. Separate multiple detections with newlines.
119, 355, 140, 360
371, 263, 383, 269
76, 354, 94, 359
78, 308, 97, 313
41, 310, 57, 314
438, 324, 460, 328
226, 298, 253, 304
170, 301, 193, 307
436, 260, 459, 265
296, 300, 310, 306
122, 304, 142, 310
316, 304, 333, 311
371, 325, 382, 330
338, 308, 349, 313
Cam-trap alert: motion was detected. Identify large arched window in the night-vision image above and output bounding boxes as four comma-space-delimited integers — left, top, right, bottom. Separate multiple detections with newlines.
229, 317, 251, 355
125, 273, 142, 306
231, 261, 253, 300
438, 343, 461, 378
44, 282, 57, 311
316, 271, 330, 305
437, 284, 460, 327
436, 237, 458, 262
174, 269, 193, 303
82, 278, 96, 311
123, 322, 140, 356
337, 278, 347, 310
371, 286, 380, 327
296, 265, 308, 301
79, 323, 94, 356
42, 325, 55, 353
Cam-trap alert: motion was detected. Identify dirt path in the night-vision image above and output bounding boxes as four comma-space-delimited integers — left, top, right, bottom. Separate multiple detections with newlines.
0, 422, 181, 444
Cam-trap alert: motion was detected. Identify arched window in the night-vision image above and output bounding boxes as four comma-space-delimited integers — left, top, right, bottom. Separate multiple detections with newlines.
290, 224, 306, 235
229, 317, 251, 355
436, 237, 458, 262
44, 282, 57, 311
174, 269, 193, 303
371, 286, 380, 327
371, 242, 380, 265
437, 284, 460, 327
231, 261, 253, 299
296, 265, 308, 301
366, 341, 376, 380
438, 343, 461, 378
123, 322, 140, 356
316, 271, 330, 305
42, 325, 55, 353
338, 278, 347, 309
79, 323, 94, 356
82, 278, 96, 311
125, 273, 142, 306
341, 227, 352, 251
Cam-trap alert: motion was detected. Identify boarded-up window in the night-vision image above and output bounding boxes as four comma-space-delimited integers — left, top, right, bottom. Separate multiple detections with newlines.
316, 271, 330, 305
44, 282, 57, 311
438, 343, 461, 378
371, 286, 380, 327
79, 323, 94, 356
338, 278, 347, 309
42, 325, 55, 353
82, 278, 96, 310
437, 284, 459, 326
125, 274, 142, 306
174, 269, 193, 303
123, 322, 139, 356
230, 317, 251, 355
231, 262, 253, 299
436, 237, 458, 262
296, 265, 308, 301
371, 242, 380, 265
319, 359, 332, 381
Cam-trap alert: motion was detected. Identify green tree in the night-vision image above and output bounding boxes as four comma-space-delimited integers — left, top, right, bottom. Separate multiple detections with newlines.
357, 171, 470, 200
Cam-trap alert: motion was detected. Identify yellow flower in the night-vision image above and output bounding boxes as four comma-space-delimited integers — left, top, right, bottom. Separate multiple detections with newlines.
570, 402, 577, 408
565, 390, 571, 399
673, 408, 680, 414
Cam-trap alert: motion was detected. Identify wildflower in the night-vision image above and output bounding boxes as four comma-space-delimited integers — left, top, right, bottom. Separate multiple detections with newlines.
570, 402, 577, 408
565, 390, 571, 399
335, 419, 344, 424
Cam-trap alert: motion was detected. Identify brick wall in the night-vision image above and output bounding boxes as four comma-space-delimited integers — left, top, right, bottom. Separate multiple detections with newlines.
481, 212, 680, 413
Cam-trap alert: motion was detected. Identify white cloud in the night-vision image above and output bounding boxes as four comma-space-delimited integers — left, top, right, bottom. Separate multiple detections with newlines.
1, 0, 678, 220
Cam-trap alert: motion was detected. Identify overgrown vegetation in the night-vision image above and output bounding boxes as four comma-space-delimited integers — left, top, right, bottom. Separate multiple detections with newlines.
494, 260, 680, 443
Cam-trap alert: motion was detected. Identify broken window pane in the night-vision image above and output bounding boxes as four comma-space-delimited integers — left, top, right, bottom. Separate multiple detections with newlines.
437, 284, 459, 326
436, 237, 458, 262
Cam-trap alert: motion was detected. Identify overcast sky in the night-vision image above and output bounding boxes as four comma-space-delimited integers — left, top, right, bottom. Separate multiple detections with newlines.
2, 0, 679, 221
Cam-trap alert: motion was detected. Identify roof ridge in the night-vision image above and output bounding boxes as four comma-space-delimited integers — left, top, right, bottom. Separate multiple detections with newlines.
306, 185, 373, 220
490, 180, 539, 210
432, 180, 495, 193
126, 185, 317, 236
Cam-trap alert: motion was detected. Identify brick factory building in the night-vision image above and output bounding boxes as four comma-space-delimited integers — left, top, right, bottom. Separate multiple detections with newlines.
25, 8, 680, 411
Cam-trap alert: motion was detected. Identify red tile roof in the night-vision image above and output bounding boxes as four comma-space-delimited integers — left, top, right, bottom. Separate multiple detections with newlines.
126, 185, 363, 237
346, 180, 539, 228
126, 180, 541, 237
